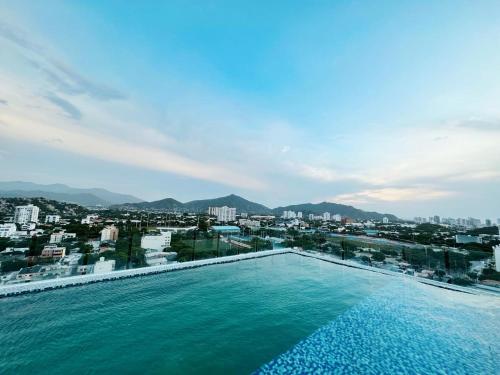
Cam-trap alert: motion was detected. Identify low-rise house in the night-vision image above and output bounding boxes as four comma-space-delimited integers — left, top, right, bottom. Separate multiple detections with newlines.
50, 231, 77, 244
0, 223, 17, 238
17, 265, 43, 282
77, 264, 93, 275
141, 231, 172, 251
144, 251, 177, 266
20, 223, 36, 231
50, 233, 64, 244
0, 247, 29, 260
16, 264, 70, 281
13, 230, 29, 238
100, 225, 119, 242
239, 219, 261, 229
81, 214, 99, 225
61, 253, 82, 267
94, 257, 115, 274
41, 245, 66, 259
45, 215, 61, 224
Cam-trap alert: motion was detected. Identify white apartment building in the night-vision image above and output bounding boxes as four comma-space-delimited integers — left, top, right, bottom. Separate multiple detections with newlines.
141, 231, 172, 251
94, 257, 116, 274
322, 212, 331, 221
297, 212, 303, 219
0, 223, 17, 238
45, 215, 61, 224
49, 231, 77, 244
333, 214, 342, 222
382, 217, 389, 224
208, 206, 236, 222
494, 245, 500, 272
282, 210, 297, 219
14, 205, 40, 224
101, 225, 119, 242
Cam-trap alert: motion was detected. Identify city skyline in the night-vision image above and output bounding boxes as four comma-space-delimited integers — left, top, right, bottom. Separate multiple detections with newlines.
1, 1, 500, 218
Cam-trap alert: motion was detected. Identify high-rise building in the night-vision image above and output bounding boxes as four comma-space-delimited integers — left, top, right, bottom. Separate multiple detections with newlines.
282, 210, 297, 219
208, 206, 236, 222
101, 225, 119, 242
382, 217, 389, 224
485, 219, 492, 227
433, 215, 440, 224
322, 212, 331, 221
297, 212, 303, 219
14, 205, 39, 224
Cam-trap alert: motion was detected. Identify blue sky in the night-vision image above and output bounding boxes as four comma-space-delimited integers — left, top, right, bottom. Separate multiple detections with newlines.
0, 1, 499, 219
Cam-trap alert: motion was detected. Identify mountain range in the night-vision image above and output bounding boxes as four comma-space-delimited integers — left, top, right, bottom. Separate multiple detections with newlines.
0, 181, 143, 207
0, 181, 398, 221
113, 194, 272, 215
112, 194, 398, 221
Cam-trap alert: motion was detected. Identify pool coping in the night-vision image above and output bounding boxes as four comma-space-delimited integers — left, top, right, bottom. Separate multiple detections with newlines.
0, 248, 498, 298
0, 249, 288, 298
290, 250, 500, 297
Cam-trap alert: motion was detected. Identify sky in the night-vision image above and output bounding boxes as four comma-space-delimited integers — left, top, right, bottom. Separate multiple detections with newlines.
0, 1, 499, 219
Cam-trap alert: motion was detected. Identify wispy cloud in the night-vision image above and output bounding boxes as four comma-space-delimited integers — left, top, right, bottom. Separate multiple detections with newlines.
0, 21, 126, 101
0, 109, 266, 190
331, 187, 455, 205
455, 117, 500, 132
45, 93, 82, 120
0, 22, 266, 190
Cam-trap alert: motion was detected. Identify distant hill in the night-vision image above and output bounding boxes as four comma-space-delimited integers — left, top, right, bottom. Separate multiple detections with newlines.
0, 181, 143, 207
112, 194, 272, 214
112, 194, 398, 221
0, 197, 88, 218
272, 202, 398, 221
184, 194, 272, 214
115, 198, 185, 211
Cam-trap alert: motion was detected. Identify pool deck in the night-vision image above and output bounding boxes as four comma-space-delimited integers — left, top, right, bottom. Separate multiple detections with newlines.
1, 248, 498, 298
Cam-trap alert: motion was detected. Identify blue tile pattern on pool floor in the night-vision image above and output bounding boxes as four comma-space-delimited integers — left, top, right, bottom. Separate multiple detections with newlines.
257, 280, 499, 374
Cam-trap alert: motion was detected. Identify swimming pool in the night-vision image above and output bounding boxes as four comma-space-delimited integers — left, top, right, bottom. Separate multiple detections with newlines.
0, 253, 498, 374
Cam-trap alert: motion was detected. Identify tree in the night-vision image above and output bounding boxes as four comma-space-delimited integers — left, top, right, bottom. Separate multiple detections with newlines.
372, 252, 386, 262
1, 259, 27, 273
198, 218, 209, 232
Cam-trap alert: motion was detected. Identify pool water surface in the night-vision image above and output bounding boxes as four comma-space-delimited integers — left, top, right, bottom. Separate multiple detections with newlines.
0, 254, 389, 374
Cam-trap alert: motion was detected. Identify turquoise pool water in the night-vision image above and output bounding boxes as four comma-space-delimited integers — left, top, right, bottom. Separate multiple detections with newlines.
258, 280, 500, 374
0, 254, 389, 374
